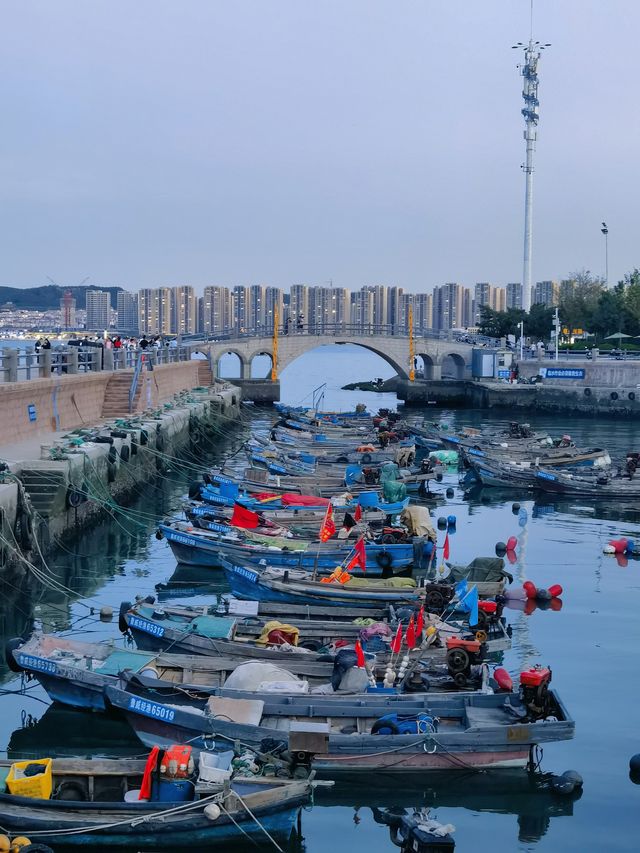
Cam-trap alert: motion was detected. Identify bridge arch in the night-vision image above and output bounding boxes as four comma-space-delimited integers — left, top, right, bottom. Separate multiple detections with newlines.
416, 353, 437, 380
248, 349, 274, 379
215, 349, 247, 379
278, 339, 409, 380
440, 351, 467, 380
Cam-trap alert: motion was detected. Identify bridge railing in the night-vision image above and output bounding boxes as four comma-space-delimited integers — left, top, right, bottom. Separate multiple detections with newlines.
0, 342, 207, 384
182, 324, 470, 343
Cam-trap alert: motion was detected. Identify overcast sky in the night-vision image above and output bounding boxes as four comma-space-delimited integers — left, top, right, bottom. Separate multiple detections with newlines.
0, 1, 637, 293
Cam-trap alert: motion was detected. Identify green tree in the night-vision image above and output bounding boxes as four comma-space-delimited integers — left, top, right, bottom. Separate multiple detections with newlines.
478, 306, 525, 338
559, 269, 604, 334
526, 303, 554, 340
591, 288, 626, 338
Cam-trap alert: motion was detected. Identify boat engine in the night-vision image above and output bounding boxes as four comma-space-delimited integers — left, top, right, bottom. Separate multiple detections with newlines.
423, 582, 455, 611
470, 599, 504, 635
445, 637, 485, 688
519, 666, 553, 720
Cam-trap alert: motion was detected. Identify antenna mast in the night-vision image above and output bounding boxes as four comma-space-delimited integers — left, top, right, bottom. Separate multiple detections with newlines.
513, 3, 550, 312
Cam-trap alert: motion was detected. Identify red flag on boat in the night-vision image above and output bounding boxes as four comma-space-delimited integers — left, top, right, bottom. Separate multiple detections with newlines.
230, 503, 260, 529
405, 615, 417, 649
354, 504, 362, 522
319, 504, 336, 542
443, 532, 450, 560
346, 536, 367, 572
390, 623, 403, 654
139, 746, 161, 800
416, 605, 424, 637
354, 640, 366, 668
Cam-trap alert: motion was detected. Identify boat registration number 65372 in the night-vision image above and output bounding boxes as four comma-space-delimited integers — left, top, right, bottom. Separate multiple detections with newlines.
232, 566, 258, 583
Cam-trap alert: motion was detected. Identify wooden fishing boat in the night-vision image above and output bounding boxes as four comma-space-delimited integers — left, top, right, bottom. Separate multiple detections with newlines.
197, 481, 410, 515
120, 599, 511, 660
0, 756, 312, 848
9, 631, 499, 714
182, 500, 390, 536
104, 674, 575, 773
7, 634, 341, 712
221, 561, 424, 607
534, 468, 640, 497
157, 521, 422, 575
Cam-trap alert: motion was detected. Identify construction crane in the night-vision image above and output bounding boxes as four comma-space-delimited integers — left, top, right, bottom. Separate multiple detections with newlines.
408, 304, 415, 381
271, 305, 279, 381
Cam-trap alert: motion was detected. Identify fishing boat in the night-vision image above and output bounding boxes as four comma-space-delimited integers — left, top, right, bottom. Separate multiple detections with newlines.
0, 755, 312, 848
196, 480, 410, 515
7, 634, 342, 712
9, 631, 503, 715
157, 521, 423, 575
104, 670, 574, 772
120, 598, 511, 660
534, 467, 640, 497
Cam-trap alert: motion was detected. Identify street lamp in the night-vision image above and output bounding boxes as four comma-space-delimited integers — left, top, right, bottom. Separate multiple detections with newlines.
601, 222, 609, 285
518, 320, 524, 360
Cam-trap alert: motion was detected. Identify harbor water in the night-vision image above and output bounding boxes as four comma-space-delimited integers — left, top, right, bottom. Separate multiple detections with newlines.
1, 344, 639, 851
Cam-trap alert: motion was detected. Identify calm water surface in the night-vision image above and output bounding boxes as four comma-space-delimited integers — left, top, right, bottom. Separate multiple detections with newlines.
1, 345, 639, 852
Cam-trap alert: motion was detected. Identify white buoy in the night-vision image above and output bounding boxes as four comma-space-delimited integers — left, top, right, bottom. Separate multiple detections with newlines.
204, 803, 221, 821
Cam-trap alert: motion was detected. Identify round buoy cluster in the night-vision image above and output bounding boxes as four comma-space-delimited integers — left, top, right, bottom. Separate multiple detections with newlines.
0, 837, 53, 853
603, 537, 637, 555
436, 515, 456, 531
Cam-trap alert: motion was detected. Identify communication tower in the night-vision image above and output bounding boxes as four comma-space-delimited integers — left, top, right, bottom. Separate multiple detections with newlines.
513, 7, 550, 313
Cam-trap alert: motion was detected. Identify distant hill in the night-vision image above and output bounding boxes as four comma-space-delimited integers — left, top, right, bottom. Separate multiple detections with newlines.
0, 285, 124, 310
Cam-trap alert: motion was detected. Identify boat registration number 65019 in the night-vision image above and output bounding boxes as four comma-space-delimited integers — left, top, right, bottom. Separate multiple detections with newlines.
233, 566, 258, 583
129, 616, 165, 637
128, 697, 176, 721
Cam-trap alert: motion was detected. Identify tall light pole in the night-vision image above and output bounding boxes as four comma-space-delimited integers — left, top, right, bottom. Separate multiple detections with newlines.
513, 10, 551, 314
519, 320, 524, 360
601, 222, 609, 285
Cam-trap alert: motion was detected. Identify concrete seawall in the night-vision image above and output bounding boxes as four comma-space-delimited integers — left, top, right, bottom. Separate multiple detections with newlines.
0, 362, 242, 577
398, 370, 640, 416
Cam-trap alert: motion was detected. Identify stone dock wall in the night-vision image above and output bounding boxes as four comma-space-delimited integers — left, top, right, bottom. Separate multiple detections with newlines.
0, 364, 242, 577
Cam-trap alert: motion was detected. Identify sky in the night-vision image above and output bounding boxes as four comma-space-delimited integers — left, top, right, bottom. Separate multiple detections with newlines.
0, 1, 637, 294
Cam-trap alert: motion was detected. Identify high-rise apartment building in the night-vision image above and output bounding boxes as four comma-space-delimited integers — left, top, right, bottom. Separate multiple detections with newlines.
307, 286, 349, 333
413, 293, 433, 332
116, 291, 138, 331
264, 287, 283, 332
398, 293, 413, 332
386, 286, 404, 332
137, 288, 173, 335
433, 283, 472, 330
532, 280, 560, 307
60, 291, 76, 329
173, 286, 197, 335
289, 285, 309, 331
85, 290, 110, 331
352, 288, 374, 331
474, 283, 507, 322
233, 286, 252, 333
203, 286, 233, 335
248, 285, 266, 334
360, 285, 387, 330
506, 282, 522, 310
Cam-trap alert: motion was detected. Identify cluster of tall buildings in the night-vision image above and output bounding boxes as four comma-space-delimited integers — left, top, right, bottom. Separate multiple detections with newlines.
81, 281, 565, 335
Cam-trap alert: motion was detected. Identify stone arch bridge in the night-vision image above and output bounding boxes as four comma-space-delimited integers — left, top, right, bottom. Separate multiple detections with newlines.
194, 332, 474, 398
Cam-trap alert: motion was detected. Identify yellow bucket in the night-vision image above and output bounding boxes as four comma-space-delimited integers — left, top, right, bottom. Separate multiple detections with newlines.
6, 759, 53, 799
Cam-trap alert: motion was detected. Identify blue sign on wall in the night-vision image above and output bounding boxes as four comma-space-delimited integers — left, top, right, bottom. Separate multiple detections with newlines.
497, 369, 511, 378
27, 404, 37, 422
545, 368, 585, 380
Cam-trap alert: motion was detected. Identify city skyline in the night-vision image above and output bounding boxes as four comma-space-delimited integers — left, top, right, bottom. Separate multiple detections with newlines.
0, 2, 636, 292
